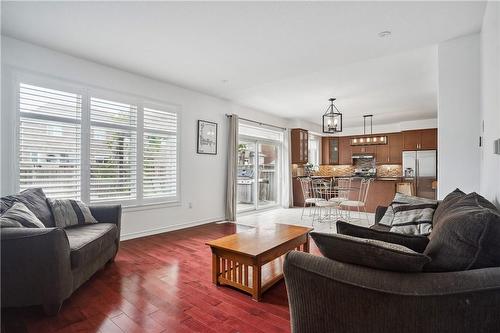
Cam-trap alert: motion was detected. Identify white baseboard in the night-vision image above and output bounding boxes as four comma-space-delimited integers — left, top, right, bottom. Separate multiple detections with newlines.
120, 216, 226, 241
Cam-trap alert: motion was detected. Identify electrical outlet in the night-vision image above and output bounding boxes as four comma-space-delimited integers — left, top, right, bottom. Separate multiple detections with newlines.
188, 202, 193, 209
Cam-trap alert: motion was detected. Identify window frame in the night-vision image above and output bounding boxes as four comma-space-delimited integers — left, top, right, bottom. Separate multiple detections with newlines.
12, 70, 181, 209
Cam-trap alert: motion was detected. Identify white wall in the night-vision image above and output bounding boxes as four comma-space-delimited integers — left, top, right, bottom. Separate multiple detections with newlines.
0, 36, 289, 239
480, 2, 500, 208
437, 33, 481, 199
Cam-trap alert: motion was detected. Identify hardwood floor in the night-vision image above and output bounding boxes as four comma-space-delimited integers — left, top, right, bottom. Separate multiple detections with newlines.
2, 222, 319, 333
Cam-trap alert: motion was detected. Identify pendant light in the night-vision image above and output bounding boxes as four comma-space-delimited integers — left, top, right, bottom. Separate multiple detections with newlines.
322, 98, 343, 134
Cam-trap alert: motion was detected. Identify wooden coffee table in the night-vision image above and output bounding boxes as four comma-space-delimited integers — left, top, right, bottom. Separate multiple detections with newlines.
206, 223, 313, 301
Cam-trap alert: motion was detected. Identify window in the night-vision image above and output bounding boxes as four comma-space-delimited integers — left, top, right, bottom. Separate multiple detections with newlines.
90, 97, 138, 202
18, 83, 82, 199
143, 107, 178, 198
16, 80, 179, 206
308, 134, 320, 166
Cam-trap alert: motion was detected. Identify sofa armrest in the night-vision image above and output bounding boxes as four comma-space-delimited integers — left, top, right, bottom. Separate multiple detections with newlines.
374, 205, 388, 224
89, 204, 121, 235
284, 251, 500, 333
1, 228, 73, 307
336, 221, 429, 253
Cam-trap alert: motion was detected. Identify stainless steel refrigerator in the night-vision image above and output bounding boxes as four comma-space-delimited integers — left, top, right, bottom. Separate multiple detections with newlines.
402, 150, 437, 199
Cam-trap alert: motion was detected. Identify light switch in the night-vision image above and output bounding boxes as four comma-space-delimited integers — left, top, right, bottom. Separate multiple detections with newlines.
495, 139, 500, 155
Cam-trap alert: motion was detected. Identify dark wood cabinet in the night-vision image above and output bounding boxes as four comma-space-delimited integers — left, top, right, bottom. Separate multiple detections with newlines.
339, 137, 351, 165
388, 133, 403, 164
291, 128, 308, 164
420, 129, 437, 150
321, 137, 339, 165
403, 129, 437, 150
377, 133, 403, 164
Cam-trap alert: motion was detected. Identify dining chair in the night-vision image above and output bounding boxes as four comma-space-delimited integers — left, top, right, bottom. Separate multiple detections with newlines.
340, 178, 373, 223
298, 177, 325, 219
329, 177, 352, 219
312, 178, 337, 225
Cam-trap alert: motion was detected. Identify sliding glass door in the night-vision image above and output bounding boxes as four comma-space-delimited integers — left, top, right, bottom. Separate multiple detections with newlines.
237, 128, 282, 213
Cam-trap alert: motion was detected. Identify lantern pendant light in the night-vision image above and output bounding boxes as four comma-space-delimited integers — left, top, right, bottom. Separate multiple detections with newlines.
322, 98, 343, 134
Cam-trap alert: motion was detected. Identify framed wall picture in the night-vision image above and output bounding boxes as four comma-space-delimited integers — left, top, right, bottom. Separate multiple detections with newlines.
197, 120, 218, 155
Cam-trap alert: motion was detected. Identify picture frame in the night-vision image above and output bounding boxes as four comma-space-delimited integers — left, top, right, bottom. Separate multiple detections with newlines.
197, 120, 218, 155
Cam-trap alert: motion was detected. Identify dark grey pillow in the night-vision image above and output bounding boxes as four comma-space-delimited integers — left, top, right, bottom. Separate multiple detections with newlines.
310, 232, 431, 272
0, 188, 55, 227
0, 202, 46, 228
336, 221, 429, 253
424, 192, 500, 272
432, 188, 465, 228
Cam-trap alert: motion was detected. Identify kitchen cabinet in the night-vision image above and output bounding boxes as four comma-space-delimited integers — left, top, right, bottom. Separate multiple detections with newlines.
291, 128, 308, 164
339, 137, 351, 165
321, 137, 339, 165
403, 129, 437, 150
377, 133, 403, 164
351, 145, 375, 154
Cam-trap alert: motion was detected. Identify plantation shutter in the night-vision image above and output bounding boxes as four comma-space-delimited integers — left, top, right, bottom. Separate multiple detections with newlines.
143, 107, 178, 198
18, 83, 82, 199
90, 97, 137, 202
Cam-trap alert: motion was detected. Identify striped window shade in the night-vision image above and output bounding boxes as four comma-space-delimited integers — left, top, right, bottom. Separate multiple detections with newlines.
143, 107, 178, 199
90, 97, 137, 202
18, 83, 82, 199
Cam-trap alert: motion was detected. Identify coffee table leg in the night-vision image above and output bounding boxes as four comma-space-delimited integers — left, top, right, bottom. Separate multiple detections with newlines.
303, 234, 310, 253
212, 253, 220, 285
252, 264, 262, 301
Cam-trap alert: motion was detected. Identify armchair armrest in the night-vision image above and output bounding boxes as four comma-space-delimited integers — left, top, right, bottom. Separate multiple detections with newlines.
284, 251, 500, 333
336, 221, 429, 253
89, 204, 121, 235
374, 205, 388, 224
1, 228, 73, 308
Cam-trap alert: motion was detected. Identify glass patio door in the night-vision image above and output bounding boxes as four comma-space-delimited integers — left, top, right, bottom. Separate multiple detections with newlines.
237, 139, 280, 213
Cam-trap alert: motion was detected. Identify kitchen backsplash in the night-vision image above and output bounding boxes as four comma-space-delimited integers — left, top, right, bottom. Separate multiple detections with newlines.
314, 164, 402, 177
376, 164, 402, 177
316, 165, 355, 177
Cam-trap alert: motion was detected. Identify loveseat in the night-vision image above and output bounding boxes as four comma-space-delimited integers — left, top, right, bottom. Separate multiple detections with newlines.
1, 188, 121, 315
284, 190, 500, 333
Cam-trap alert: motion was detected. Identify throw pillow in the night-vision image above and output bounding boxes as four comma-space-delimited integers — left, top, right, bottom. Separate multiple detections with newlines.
389, 203, 438, 236
336, 221, 429, 253
432, 188, 465, 229
47, 199, 97, 228
378, 192, 437, 227
0, 202, 46, 228
310, 232, 431, 272
0, 188, 55, 227
424, 192, 500, 272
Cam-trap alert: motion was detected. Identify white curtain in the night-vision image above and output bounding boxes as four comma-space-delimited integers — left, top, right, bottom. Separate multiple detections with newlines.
282, 128, 293, 208
225, 114, 239, 221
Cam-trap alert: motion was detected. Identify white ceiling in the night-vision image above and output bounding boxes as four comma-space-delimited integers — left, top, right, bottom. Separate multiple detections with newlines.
1, 1, 486, 127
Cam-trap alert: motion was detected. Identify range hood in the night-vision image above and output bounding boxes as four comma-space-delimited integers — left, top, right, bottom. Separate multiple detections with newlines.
352, 153, 375, 159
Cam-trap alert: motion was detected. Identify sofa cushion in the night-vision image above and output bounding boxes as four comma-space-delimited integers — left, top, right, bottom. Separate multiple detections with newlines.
65, 223, 117, 269
432, 188, 465, 228
389, 203, 438, 236
0, 188, 55, 227
48, 199, 97, 228
310, 232, 431, 272
424, 193, 500, 272
0, 202, 46, 228
378, 193, 437, 227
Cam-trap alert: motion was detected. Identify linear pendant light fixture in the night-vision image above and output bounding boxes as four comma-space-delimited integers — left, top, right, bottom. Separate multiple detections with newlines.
322, 97, 343, 134
351, 114, 388, 146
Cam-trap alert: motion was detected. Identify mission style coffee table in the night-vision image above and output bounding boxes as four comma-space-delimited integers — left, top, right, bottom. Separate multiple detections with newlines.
206, 224, 313, 301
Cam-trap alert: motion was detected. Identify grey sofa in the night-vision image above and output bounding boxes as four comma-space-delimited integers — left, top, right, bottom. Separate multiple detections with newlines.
284, 192, 500, 333
1, 190, 121, 315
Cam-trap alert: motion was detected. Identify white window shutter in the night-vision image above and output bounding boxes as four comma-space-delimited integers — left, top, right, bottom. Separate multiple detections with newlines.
143, 107, 178, 199
18, 83, 82, 199
90, 97, 137, 202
